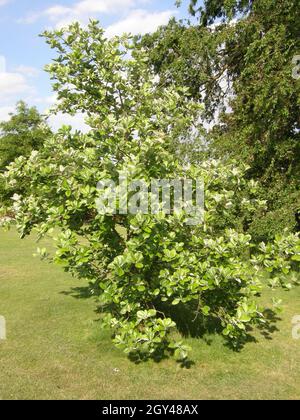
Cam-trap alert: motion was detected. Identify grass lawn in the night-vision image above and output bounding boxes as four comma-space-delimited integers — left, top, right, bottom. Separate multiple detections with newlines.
0, 228, 299, 400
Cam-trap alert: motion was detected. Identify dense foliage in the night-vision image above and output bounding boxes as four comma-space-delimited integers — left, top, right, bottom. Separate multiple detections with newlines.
139, 0, 300, 240
0, 102, 52, 208
2, 22, 299, 361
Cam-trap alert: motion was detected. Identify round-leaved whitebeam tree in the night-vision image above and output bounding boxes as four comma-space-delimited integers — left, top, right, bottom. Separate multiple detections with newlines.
2, 22, 299, 361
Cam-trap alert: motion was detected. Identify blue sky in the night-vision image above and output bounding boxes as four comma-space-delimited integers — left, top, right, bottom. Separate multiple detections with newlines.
0, 0, 196, 130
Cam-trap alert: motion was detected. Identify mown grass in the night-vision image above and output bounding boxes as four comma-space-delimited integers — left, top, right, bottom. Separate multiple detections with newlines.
0, 228, 299, 400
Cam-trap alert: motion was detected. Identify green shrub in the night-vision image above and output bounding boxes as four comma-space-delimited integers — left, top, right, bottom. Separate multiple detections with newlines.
2, 22, 299, 361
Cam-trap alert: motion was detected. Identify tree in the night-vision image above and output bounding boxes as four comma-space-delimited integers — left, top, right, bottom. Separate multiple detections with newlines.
179, 0, 253, 24
2, 22, 299, 361
136, 19, 227, 124
140, 0, 300, 240
0, 101, 51, 169
0, 102, 52, 207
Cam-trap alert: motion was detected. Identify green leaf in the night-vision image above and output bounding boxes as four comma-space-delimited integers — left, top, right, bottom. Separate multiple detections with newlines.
201, 306, 210, 316
172, 298, 180, 306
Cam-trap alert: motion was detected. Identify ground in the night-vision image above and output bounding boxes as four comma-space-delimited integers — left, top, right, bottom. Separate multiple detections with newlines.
0, 228, 299, 400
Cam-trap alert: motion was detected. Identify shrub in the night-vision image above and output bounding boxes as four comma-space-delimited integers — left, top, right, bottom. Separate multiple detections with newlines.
2, 22, 299, 361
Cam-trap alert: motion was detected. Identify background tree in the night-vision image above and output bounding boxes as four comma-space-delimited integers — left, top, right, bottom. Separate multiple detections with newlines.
181, 0, 253, 24
0, 101, 51, 169
139, 0, 300, 240
0, 101, 52, 208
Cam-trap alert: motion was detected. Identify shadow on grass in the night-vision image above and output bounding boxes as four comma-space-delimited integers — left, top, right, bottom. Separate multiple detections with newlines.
128, 348, 169, 365
257, 309, 281, 340
127, 346, 196, 369
61, 285, 96, 299
61, 286, 282, 365
222, 308, 281, 352
158, 302, 282, 351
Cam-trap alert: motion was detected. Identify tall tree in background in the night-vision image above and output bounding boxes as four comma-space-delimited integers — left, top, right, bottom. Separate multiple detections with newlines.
139, 0, 300, 240
0, 101, 52, 207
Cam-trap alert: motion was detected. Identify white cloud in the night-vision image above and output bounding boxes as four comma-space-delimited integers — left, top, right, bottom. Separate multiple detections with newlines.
48, 112, 90, 133
19, 0, 140, 26
106, 9, 175, 37
0, 0, 10, 7
14, 65, 40, 78
0, 56, 33, 98
70, 0, 136, 15
0, 55, 37, 124
16, 93, 57, 108
0, 71, 31, 97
